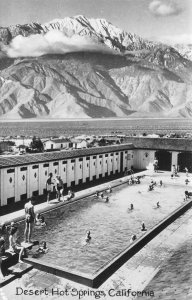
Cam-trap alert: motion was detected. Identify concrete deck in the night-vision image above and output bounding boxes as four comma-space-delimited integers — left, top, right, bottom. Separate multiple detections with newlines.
0, 171, 192, 299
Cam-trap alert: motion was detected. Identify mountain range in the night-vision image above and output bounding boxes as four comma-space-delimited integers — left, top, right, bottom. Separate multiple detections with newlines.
0, 15, 192, 119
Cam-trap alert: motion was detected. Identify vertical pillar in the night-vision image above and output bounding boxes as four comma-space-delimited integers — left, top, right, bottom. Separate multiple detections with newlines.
1, 169, 6, 206
117, 152, 121, 173
38, 164, 44, 195
102, 155, 105, 178
75, 158, 79, 185
15, 167, 20, 202
27, 165, 32, 198
171, 151, 179, 172
89, 156, 93, 181
66, 160, 71, 187
108, 154, 110, 175
96, 155, 100, 179
82, 157, 86, 183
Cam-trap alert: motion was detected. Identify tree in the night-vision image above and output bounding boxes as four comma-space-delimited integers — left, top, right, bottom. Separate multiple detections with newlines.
30, 136, 44, 152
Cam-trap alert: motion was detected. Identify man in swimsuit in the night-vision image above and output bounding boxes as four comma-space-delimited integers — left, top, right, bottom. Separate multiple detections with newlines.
46, 173, 54, 203
55, 175, 64, 202
24, 198, 35, 243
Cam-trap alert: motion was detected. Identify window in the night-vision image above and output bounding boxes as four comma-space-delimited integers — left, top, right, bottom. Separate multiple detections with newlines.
99, 155, 102, 158
61, 144, 63, 148
53, 162, 58, 166
71, 159, 75, 163
79, 158, 83, 162
43, 163, 49, 167
105, 154, 108, 157
62, 161, 67, 164
93, 156, 96, 159
7, 169, 15, 173
20, 167, 27, 171
86, 157, 90, 160
32, 165, 39, 169
64, 168, 66, 172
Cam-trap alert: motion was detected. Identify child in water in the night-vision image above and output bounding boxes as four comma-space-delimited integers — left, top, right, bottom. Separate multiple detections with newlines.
37, 242, 48, 254
130, 234, 137, 243
85, 231, 91, 243
35, 213, 46, 226
141, 222, 147, 231
105, 196, 109, 203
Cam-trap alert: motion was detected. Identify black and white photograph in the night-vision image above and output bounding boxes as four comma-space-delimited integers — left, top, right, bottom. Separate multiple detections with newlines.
0, 0, 192, 299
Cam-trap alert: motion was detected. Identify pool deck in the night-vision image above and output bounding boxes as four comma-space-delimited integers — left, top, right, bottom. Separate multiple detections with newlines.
1, 171, 192, 299
1, 170, 191, 226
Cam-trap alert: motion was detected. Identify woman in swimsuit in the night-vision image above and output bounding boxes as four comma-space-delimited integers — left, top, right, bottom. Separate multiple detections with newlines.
9, 226, 25, 263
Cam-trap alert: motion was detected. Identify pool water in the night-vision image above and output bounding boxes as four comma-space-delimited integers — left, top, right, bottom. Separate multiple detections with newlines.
19, 178, 186, 275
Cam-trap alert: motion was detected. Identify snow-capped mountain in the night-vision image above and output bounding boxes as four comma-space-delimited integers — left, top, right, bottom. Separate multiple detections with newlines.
0, 16, 192, 119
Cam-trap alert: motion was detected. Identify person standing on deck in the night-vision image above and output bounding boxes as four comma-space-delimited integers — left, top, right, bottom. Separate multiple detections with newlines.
24, 198, 35, 243
46, 173, 54, 203
55, 175, 64, 202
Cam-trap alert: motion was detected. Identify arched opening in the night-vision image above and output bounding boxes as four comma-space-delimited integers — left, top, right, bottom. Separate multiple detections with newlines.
155, 151, 172, 171
178, 152, 192, 173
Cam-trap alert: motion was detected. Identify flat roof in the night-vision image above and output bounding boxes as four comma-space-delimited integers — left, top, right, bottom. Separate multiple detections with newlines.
124, 137, 192, 152
0, 143, 134, 169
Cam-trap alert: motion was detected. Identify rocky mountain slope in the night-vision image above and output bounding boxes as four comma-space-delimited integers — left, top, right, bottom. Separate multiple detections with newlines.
0, 16, 192, 119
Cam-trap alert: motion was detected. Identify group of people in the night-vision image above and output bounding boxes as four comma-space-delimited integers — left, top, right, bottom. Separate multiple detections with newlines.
96, 185, 112, 202
0, 198, 48, 264
128, 176, 141, 185
46, 173, 75, 203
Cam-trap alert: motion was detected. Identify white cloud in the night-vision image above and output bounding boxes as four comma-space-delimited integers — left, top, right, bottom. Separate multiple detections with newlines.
3, 30, 115, 58
149, 0, 182, 16
158, 34, 192, 45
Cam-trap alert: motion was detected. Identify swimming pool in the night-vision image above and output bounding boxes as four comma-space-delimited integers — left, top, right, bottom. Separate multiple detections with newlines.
18, 176, 187, 276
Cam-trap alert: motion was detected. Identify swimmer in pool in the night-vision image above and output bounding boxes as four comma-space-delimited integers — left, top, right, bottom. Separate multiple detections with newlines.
130, 234, 137, 243
35, 213, 46, 226
105, 196, 109, 203
85, 231, 91, 243
130, 203, 134, 210
141, 222, 147, 231
157, 202, 160, 208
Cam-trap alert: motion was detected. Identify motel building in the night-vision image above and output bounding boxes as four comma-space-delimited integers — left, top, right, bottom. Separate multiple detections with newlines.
0, 138, 192, 208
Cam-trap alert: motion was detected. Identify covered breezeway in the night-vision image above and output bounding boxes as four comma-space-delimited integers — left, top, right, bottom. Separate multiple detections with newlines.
155, 150, 172, 171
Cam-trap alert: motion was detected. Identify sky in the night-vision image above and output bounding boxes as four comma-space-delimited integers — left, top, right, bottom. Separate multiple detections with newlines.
0, 0, 192, 44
